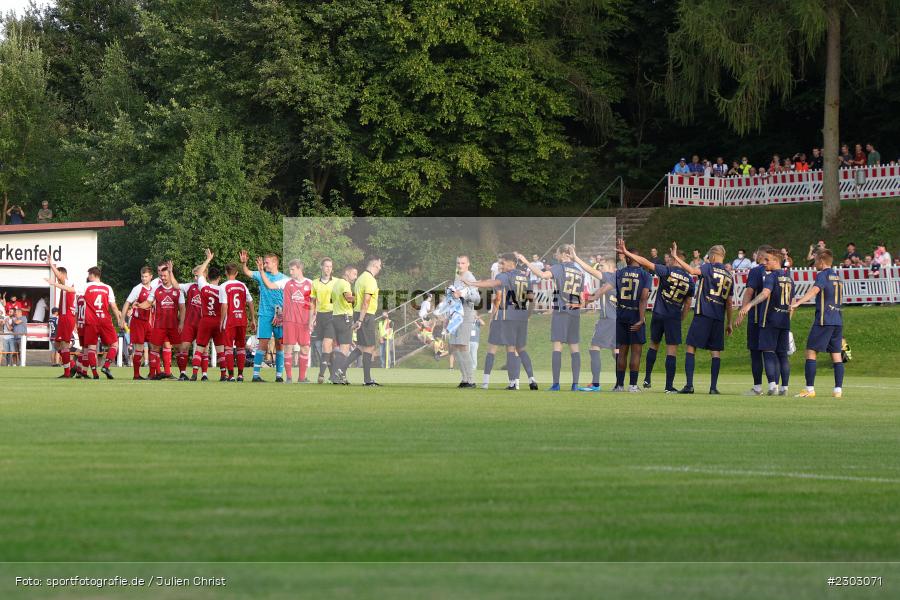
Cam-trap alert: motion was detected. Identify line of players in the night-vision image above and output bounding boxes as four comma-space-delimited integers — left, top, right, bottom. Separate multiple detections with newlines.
468, 240, 845, 396
46, 249, 386, 385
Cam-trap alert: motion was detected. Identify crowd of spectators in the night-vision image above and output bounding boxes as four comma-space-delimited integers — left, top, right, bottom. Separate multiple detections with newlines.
671, 143, 890, 177
3, 200, 54, 225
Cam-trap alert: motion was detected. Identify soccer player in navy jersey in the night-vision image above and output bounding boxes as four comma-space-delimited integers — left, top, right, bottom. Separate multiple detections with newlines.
736, 248, 794, 395
618, 241, 694, 393
611, 247, 652, 392
518, 246, 584, 391
790, 249, 845, 398
466, 253, 537, 390
670, 243, 734, 394
570, 251, 615, 392
741, 245, 774, 395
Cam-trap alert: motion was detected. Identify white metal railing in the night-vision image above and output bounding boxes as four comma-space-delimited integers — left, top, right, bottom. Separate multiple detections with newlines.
667, 166, 900, 207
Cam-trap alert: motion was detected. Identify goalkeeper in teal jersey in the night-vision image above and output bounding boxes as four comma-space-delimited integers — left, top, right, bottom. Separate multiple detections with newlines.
240, 250, 288, 382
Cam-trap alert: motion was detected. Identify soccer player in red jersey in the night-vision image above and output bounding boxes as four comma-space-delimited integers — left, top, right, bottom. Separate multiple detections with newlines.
122, 266, 156, 379
74, 293, 87, 377
194, 265, 227, 381
47, 265, 124, 379
257, 257, 314, 383
139, 264, 186, 380
176, 249, 214, 380
46, 260, 77, 378
219, 263, 256, 381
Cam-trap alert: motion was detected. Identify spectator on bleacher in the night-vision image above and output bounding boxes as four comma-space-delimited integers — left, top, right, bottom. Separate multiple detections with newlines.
806, 240, 826, 266
672, 157, 690, 174
851, 143, 866, 167
649, 248, 665, 266
875, 245, 892, 270
3, 293, 22, 315
782, 157, 794, 171
49, 308, 60, 366
739, 156, 752, 176
32, 296, 48, 323
749, 167, 758, 176
839, 144, 852, 168
687, 155, 704, 174
712, 156, 728, 177
769, 154, 782, 173
5, 204, 25, 225
529, 254, 544, 280
810, 148, 824, 170
726, 161, 741, 176
489, 255, 501, 278
11, 308, 26, 358
702, 159, 713, 177
2, 312, 15, 366
894, 257, 900, 267
794, 153, 809, 171
862, 254, 873, 268
418, 293, 433, 321
843, 242, 860, 262
19, 295, 31, 319
850, 255, 862, 268
757, 166, 767, 176
731, 249, 752, 270
866, 143, 881, 166
689, 249, 704, 269
36, 200, 53, 223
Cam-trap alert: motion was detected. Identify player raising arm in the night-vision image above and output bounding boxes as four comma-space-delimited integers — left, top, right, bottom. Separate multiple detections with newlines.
45, 260, 78, 378
609, 242, 651, 392
790, 249, 845, 398
670, 242, 734, 394
569, 250, 615, 392
240, 250, 287, 382
618, 241, 694, 393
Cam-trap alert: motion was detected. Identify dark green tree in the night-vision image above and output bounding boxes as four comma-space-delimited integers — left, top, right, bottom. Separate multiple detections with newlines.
665, 0, 900, 227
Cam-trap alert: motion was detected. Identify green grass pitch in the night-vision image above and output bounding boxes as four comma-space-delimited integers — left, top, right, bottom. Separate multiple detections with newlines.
1, 358, 899, 598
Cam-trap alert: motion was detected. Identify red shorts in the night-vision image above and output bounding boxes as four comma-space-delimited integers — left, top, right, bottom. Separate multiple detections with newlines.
83, 322, 118, 347
196, 320, 225, 348
283, 321, 311, 346
55, 315, 76, 343
130, 318, 151, 345
223, 325, 247, 349
150, 326, 180, 347
180, 321, 199, 344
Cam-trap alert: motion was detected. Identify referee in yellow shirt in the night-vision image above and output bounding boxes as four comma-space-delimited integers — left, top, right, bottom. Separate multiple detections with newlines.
328, 265, 357, 384
311, 258, 336, 384
346, 257, 382, 386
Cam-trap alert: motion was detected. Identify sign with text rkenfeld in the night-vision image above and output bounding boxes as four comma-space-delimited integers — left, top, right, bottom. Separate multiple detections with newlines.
0, 243, 64, 263
0, 229, 99, 288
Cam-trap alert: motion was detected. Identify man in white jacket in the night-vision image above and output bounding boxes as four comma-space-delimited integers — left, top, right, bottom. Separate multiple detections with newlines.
449, 255, 481, 388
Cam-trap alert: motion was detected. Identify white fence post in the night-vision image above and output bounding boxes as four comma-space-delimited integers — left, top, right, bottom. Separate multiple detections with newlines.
19, 335, 26, 367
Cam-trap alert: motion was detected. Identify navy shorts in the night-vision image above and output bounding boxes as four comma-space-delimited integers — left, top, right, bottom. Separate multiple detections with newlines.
758, 326, 789, 353
550, 311, 580, 344
807, 324, 842, 353
650, 316, 682, 345
746, 321, 760, 351
487, 319, 505, 346
616, 319, 646, 346
686, 314, 725, 351
591, 318, 616, 349
500, 320, 528, 348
